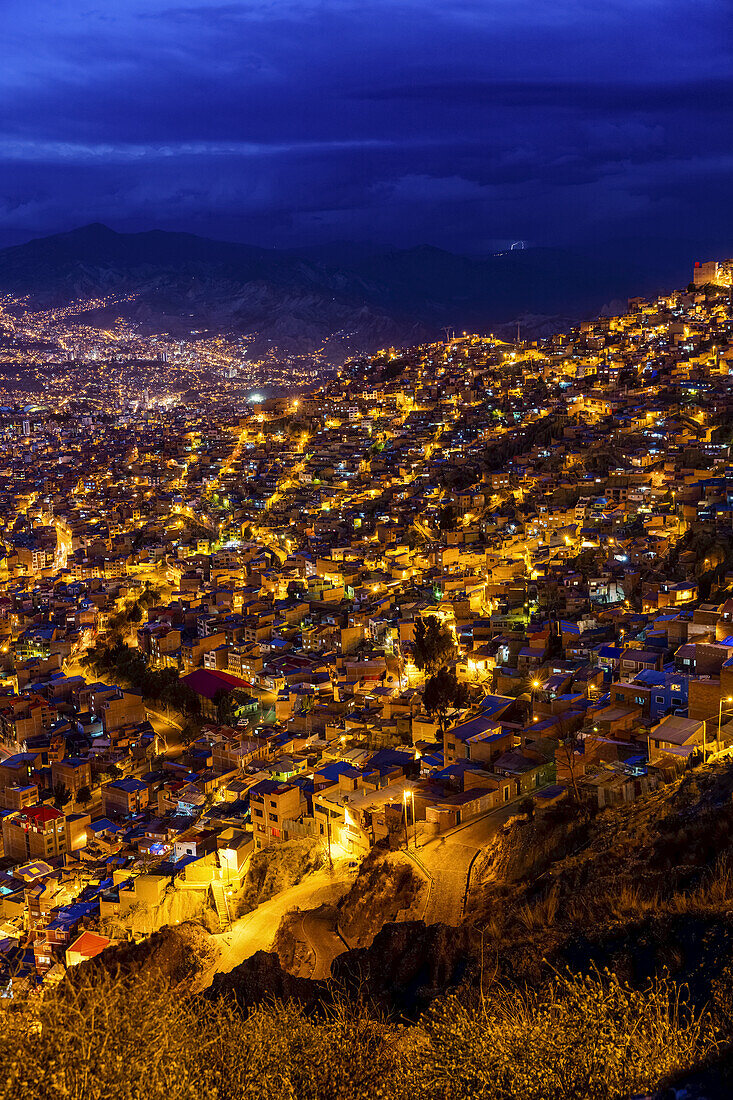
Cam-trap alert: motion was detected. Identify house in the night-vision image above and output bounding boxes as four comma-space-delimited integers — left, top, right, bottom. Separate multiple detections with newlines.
444, 713, 514, 765
648, 714, 705, 760
102, 776, 149, 817
91, 686, 145, 733
612, 671, 688, 723
249, 779, 305, 850
2, 804, 89, 861
66, 930, 111, 968
492, 747, 556, 796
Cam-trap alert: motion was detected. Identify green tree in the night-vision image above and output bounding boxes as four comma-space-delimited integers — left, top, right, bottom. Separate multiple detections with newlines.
127, 601, 144, 625
76, 785, 92, 808
214, 689, 239, 726
180, 722, 200, 748
53, 781, 71, 809
413, 617, 458, 677
438, 503, 458, 532
423, 668, 468, 735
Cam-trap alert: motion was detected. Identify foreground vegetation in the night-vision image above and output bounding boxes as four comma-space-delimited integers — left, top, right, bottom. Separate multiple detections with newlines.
1, 964, 723, 1100
12, 759, 733, 1098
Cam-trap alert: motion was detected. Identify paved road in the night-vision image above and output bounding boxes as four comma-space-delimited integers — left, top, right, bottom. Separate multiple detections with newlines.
411, 802, 520, 926
300, 905, 348, 979
197, 863, 354, 990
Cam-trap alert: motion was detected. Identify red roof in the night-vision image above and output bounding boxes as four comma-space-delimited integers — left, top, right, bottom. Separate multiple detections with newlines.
22, 804, 62, 823
182, 668, 252, 701
68, 930, 110, 960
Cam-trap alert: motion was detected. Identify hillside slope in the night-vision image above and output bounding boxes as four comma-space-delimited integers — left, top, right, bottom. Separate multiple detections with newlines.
0, 224, 698, 355
10, 764, 733, 1098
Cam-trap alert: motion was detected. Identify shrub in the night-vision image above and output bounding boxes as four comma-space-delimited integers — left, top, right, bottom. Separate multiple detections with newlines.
412, 970, 718, 1100
0, 960, 721, 1100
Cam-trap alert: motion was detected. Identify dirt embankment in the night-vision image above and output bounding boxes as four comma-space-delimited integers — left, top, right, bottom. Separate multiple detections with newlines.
236, 838, 324, 918
99, 882, 219, 940
337, 847, 424, 947
208, 919, 480, 1019
272, 909, 315, 976
67, 921, 219, 989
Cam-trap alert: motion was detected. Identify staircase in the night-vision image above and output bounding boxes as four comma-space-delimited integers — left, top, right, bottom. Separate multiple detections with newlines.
210, 882, 230, 930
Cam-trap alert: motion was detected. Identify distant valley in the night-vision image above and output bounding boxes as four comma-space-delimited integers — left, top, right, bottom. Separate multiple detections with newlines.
0, 223, 706, 358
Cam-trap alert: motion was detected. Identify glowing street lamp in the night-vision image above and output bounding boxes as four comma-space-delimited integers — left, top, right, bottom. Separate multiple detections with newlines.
717, 695, 733, 754
403, 789, 417, 848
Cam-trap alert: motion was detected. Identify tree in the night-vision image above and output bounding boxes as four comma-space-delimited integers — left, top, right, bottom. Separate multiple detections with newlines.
423, 667, 468, 735
53, 781, 71, 809
413, 616, 458, 677
180, 722, 200, 748
438, 503, 458, 532
214, 689, 239, 727
518, 795, 535, 821
127, 601, 144, 624
76, 785, 92, 808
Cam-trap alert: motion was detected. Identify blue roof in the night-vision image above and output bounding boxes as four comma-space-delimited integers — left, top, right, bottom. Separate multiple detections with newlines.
478, 694, 514, 719
107, 777, 147, 793
450, 715, 507, 744
630, 669, 664, 686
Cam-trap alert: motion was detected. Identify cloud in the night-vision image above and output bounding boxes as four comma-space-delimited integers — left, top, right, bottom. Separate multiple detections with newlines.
0, 0, 731, 251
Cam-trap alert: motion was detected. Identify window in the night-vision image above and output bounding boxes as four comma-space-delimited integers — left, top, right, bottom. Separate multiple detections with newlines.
269, 813, 278, 823
655, 695, 664, 704
254, 808, 263, 818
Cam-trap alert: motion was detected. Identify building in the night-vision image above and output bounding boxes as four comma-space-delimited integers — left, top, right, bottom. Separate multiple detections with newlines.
102, 776, 149, 817
51, 756, 92, 800
2, 804, 89, 861
249, 779, 304, 850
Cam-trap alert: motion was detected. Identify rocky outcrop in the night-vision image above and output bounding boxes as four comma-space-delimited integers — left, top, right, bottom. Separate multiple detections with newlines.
337, 849, 424, 948
208, 919, 481, 1018
66, 920, 218, 989
332, 920, 480, 1016
207, 949, 328, 1011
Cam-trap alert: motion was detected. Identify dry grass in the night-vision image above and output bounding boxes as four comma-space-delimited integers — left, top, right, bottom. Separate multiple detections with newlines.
414, 969, 719, 1100
0, 963, 720, 1100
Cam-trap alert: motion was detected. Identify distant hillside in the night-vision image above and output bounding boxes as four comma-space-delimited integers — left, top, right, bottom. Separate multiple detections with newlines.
0, 223, 705, 357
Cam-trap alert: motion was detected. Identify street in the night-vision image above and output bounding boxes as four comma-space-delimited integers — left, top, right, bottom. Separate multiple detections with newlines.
407, 800, 520, 926
196, 861, 354, 990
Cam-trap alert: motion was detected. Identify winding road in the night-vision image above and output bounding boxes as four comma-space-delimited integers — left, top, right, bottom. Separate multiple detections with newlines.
197, 862, 355, 989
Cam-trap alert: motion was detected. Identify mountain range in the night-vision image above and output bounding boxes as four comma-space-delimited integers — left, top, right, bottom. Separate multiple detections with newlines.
0, 223, 708, 357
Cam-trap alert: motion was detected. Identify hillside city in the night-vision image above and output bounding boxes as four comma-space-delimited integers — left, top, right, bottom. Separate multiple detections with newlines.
1, 255, 733, 986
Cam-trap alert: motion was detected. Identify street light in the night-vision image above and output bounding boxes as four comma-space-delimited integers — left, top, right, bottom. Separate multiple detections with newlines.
403, 789, 416, 848
717, 695, 733, 755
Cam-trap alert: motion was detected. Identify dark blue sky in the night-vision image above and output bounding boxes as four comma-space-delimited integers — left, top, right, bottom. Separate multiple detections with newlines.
2, 0, 732, 253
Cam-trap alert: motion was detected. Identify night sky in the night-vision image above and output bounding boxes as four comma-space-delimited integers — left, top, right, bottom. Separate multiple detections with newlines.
2, 0, 732, 254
